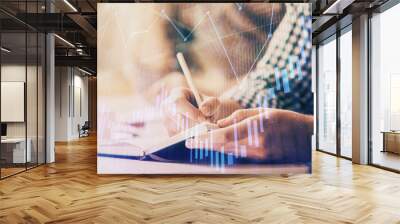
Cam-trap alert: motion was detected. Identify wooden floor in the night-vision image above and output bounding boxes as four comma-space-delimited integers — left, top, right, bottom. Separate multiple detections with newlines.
1, 136, 400, 224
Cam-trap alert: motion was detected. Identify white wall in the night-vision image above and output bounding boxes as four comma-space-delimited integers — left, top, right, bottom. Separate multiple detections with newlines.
72, 73, 89, 138
55, 67, 70, 141
55, 67, 89, 141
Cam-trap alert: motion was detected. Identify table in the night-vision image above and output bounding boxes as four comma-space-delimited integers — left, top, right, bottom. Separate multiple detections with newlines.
381, 131, 400, 154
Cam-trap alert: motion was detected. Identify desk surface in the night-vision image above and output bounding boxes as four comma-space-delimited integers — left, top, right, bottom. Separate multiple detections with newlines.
98, 157, 309, 174
381, 131, 400, 134
1, 138, 28, 143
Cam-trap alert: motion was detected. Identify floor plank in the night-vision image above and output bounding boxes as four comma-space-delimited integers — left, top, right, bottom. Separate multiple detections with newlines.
1, 135, 400, 224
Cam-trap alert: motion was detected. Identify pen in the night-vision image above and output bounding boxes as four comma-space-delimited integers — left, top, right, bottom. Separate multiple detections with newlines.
176, 52, 203, 107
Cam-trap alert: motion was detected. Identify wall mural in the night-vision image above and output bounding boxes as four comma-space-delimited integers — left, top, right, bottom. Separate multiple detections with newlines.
97, 3, 313, 174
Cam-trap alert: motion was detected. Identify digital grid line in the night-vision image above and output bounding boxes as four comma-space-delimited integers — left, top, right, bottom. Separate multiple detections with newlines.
161, 10, 186, 40
125, 6, 281, 85
206, 11, 240, 82
243, 3, 275, 81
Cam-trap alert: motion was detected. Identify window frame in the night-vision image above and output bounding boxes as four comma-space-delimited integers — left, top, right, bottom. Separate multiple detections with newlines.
315, 24, 353, 160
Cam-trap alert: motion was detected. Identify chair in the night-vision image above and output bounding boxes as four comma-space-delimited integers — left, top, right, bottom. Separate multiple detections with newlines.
79, 121, 90, 138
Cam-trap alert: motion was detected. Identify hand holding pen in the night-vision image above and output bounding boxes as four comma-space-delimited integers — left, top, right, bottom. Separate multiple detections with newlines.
161, 53, 222, 136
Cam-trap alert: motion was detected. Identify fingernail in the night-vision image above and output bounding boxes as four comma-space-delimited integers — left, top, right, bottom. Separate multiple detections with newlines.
185, 139, 194, 148
217, 119, 225, 126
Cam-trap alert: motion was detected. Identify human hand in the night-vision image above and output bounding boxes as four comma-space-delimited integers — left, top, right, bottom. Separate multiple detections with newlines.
162, 87, 221, 136
185, 108, 313, 161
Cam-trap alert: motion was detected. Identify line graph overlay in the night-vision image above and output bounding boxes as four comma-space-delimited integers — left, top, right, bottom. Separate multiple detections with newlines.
161, 9, 186, 40
118, 5, 279, 85
243, 3, 275, 80
206, 11, 240, 82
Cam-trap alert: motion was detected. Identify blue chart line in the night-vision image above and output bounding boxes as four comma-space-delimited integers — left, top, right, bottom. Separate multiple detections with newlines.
297, 59, 303, 79
253, 120, 260, 147
247, 119, 253, 146
233, 119, 239, 157
257, 95, 265, 132
221, 147, 225, 171
199, 141, 203, 159
274, 67, 281, 90
263, 94, 269, 107
204, 139, 208, 157
268, 88, 276, 98
259, 111, 264, 133
215, 151, 219, 169
289, 57, 296, 79
210, 146, 214, 167
227, 153, 234, 166
282, 69, 291, 93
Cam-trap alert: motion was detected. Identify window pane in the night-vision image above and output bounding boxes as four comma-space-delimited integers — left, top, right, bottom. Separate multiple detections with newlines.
340, 29, 352, 158
318, 38, 337, 154
371, 3, 400, 171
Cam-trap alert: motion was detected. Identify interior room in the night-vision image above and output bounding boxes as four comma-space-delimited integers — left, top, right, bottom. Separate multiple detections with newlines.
0, 23, 46, 178
370, 2, 400, 171
1, 0, 400, 223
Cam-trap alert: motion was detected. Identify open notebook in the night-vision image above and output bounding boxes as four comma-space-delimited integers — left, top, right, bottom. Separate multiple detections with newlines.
98, 121, 311, 165
98, 122, 219, 161
142, 122, 218, 156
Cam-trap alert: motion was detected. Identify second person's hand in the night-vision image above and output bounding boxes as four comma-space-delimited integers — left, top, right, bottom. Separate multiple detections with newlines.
185, 108, 313, 160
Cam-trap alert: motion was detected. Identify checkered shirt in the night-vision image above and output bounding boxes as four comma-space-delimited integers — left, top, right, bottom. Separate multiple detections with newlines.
232, 3, 313, 115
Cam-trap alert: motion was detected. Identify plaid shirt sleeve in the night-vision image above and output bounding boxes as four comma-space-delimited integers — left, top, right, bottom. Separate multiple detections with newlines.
231, 3, 313, 115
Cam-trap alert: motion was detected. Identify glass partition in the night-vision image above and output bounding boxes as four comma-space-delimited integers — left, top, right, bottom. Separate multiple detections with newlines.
317, 36, 337, 154
371, 3, 400, 171
26, 0, 45, 169
1, 31, 28, 177
339, 28, 352, 158
27, 31, 38, 169
38, 32, 46, 165
0, 1, 46, 179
